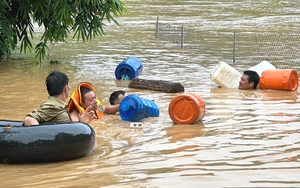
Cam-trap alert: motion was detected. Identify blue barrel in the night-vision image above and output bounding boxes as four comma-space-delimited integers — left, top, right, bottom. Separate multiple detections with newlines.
115, 57, 143, 80
119, 94, 159, 122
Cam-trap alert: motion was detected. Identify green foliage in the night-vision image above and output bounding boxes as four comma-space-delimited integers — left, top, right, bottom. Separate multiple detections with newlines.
0, 0, 128, 62
0, 1, 16, 57
35, 42, 47, 63
50, 59, 62, 64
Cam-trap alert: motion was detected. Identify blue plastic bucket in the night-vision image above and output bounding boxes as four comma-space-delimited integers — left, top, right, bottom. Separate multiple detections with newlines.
115, 57, 143, 80
119, 94, 159, 122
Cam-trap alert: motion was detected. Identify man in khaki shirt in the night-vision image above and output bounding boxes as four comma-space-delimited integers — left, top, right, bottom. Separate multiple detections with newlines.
23, 71, 96, 126
27, 96, 71, 124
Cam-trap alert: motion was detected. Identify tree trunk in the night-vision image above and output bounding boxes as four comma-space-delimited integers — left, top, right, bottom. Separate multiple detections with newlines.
128, 78, 184, 93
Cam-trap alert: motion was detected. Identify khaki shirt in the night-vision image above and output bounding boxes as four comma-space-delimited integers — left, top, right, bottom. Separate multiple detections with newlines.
28, 96, 72, 124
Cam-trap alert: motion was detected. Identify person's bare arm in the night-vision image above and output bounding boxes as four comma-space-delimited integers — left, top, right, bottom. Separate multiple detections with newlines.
70, 106, 97, 123
78, 106, 97, 123
69, 109, 80, 122
102, 104, 120, 114
23, 116, 39, 126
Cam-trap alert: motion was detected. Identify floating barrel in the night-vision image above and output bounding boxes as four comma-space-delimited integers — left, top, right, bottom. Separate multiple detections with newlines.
168, 93, 206, 124
260, 69, 299, 91
119, 94, 159, 122
210, 61, 241, 88
248, 61, 276, 77
115, 57, 143, 80
248, 61, 277, 89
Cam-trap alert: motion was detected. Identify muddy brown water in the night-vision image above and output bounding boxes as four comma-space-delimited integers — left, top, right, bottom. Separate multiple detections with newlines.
0, 0, 300, 187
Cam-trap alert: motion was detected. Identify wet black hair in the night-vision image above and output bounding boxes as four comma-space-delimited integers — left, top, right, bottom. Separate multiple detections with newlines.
243, 70, 260, 89
46, 70, 69, 96
109, 90, 126, 105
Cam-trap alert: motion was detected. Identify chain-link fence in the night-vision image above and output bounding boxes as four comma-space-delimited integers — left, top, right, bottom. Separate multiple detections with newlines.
155, 17, 300, 71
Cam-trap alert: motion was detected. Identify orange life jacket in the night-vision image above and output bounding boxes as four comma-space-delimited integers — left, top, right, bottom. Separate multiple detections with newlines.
67, 82, 104, 120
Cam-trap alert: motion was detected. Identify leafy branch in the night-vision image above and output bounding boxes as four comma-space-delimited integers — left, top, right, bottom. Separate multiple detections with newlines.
0, 0, 128, 63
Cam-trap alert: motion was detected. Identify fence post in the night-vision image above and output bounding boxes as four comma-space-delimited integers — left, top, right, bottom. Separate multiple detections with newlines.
233, 32, 236, 65
181, 25, 184, 49
156, 17, 159, 38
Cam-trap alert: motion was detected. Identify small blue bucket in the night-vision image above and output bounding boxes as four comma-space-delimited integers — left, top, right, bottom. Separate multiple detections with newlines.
115, 57, 143, 80
119, 94, 159, 122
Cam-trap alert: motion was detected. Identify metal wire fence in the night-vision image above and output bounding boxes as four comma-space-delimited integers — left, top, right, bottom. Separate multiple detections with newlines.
155, 17, 300, 71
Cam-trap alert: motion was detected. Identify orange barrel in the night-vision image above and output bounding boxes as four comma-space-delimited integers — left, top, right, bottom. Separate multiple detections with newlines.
260, 69, 299, 91
168, 93, 206, 124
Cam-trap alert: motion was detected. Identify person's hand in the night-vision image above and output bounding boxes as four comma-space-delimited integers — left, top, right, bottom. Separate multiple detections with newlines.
78, 106, 97, 123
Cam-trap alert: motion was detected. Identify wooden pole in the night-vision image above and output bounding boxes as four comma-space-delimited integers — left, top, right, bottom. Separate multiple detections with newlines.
128, 78, 184, 93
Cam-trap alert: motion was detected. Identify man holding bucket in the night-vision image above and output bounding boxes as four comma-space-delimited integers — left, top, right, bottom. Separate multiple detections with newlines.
239, 70, 260, 90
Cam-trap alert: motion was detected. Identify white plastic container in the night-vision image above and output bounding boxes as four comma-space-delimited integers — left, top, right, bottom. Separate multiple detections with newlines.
248, 61, 276, 76
210, 61, 242, 88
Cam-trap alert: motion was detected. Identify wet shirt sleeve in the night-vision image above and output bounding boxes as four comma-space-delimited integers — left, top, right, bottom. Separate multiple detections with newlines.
27, 96, 72, 124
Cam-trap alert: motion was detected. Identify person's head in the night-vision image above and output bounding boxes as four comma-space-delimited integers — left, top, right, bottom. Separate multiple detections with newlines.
239, 70, 259, 90
80, 87, 98, 111
109, 90, 126, 105
46, 71, 69, 98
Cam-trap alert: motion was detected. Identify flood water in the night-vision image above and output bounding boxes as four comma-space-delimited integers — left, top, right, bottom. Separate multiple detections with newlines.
1, 0, 300, 187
